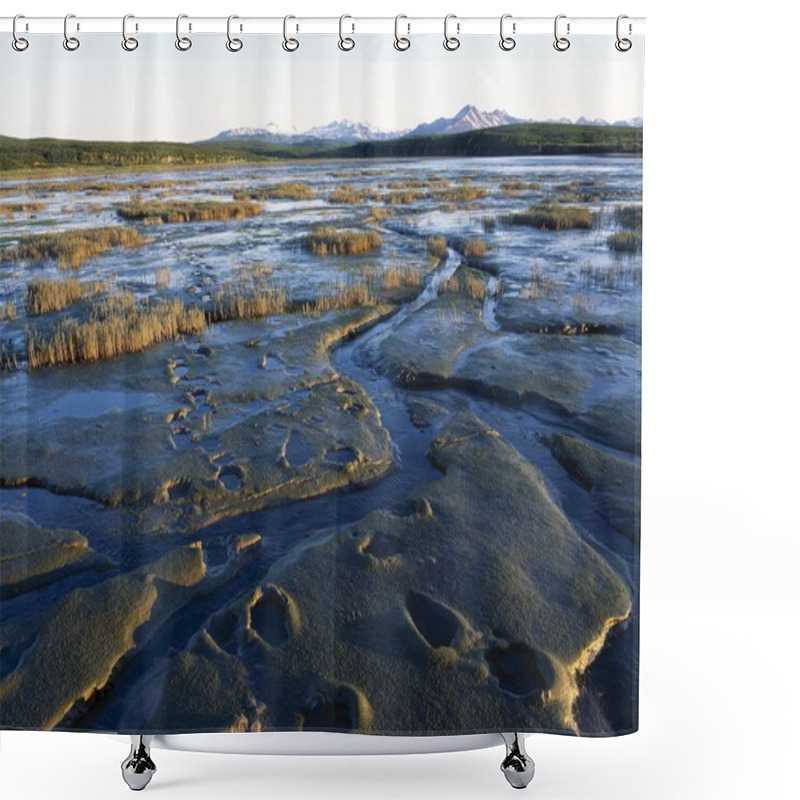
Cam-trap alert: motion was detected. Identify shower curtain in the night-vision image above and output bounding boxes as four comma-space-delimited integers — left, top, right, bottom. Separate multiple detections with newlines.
0, 20, 643, 738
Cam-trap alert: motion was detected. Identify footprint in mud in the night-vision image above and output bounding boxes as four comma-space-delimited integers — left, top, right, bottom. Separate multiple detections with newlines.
171, 428, 194, 451
168, 360, 189, 384
218, 464, 244, 492
358, 531, 400, 560
206, 608, 241, 656
325, 447, 359, 467
405, 591, 460, 649
249, 585, 294, 647
166, 480, 193, 502
300, 685, 370, 732
484, 642, 556, 699
284, 431, 316, 468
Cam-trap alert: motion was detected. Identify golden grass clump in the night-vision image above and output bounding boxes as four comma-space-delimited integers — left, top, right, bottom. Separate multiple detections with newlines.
234, 182, 316, 201
26, 293, 206, 369
481, 216, 497, 233
607, 230, 642, 253
0, 299, 17, 321
463, 239, 489, 259
208, 282, 289, 323
116, 200, 260, 225
2, 226, 149, 269
25, 278, 109, 315
155, 266, 171, 289
436, 185, 487, 202
500, 203, 594, 231
426, 236, 448, 259
1, 202, 46, 219
302, 226, 382, 256
0, 339, 18, 371
519, 265, 556, 300
301, 279, 375, 316
614, 205, 643, 230
233, 262, 274, 284
442, 272, 487, 301
365, 207, 393, 224
328, 185, 376, 205
377, 265, 425, 290
381, 190, 427, 205
499, 180, 541, 194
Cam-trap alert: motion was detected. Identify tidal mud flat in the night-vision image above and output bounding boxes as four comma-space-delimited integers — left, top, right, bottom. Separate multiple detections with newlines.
0, 155, 641, 736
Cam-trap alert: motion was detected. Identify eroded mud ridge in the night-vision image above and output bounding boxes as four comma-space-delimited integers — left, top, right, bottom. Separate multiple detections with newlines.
0, 155, 641, 736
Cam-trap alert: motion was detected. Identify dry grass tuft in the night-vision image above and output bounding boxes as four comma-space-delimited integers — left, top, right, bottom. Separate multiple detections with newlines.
2, 226, 149, 269
155, 266, 171, 289
25, 277, 109, 315
208, 282, 290, 323
302, 226, 382, 256
328, 185, 376, 205
0, 299, 17, 321
463, 239, 489, 259
501, 204, 594, 231
519, 265, 556, 299
25, 293, 206, 369
301, 279, 375, 316
1, 202, 46, 219
607, 231, 642, 253
116, 200, 260, 225
426, 236, 449, 259
234, 182, 315, 201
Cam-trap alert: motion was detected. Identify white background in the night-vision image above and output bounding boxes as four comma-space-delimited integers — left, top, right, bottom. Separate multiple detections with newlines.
1, 1, 799, 799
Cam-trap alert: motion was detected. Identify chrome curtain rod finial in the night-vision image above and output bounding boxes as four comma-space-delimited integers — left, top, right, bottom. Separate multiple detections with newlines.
121, 14, 138, 51
12, 14, 28, 51
553, 14, 570, 51
394, 15, 410, 51
226, 14, 243, 52
443, 14, 460, 51
338, 14, 355, 51
176, 14, 192, 51
283, 15, 299, 52
63, 13, 79, 51
499, 14, 516, 51
500, 733, 535, 790
615, 14, 632, 51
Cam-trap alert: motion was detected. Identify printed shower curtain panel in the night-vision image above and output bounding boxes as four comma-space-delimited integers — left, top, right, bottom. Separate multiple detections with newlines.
0, 26, 643, 738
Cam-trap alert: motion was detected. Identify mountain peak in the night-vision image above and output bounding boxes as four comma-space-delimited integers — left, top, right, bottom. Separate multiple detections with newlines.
204, 106, 640, 146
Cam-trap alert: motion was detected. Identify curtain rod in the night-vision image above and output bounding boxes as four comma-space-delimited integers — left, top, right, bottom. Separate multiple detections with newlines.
0, 16, 645, 37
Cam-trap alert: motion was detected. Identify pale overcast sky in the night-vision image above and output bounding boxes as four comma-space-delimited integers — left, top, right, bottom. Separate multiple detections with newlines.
0, 33, 644, 142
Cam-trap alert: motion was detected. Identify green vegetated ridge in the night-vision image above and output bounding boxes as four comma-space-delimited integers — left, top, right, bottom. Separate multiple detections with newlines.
1, 123, 642, 171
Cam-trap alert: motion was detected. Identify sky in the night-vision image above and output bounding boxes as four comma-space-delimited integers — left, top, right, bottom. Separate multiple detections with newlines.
0, 33, 644, 142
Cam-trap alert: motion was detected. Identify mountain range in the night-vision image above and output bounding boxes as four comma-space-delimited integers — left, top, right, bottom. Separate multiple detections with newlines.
206, 104, 642, 145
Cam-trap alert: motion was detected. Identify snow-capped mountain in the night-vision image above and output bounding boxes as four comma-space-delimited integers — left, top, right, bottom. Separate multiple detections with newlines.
206, 106, 641, 145
404, 105, 530, 138
575, 116, 643, 128
303, 120, 408, 142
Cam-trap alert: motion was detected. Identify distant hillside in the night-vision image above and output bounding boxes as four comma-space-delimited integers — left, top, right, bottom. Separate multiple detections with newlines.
1, 122, 641, 172
331, 123, 643, 158
0, 136, 332, 172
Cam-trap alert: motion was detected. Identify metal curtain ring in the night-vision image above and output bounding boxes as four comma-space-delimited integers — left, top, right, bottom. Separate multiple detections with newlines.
122, 14, 138, 51
226, 14, 243, 51
553, 14, 570, 51
443, 14, 460, 51
176, 13, 192, 51
615, 14, 632, 51
12, 14, 29, 51
499, 13, 515, 51
282, 15, 299, 51
394, 14, 410, 51
338, 14, 355, 51
63, 14, 80, 51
